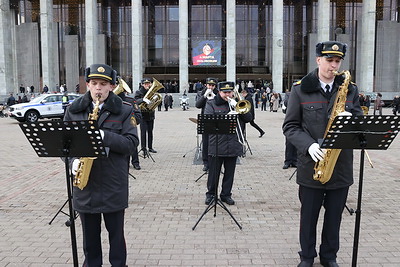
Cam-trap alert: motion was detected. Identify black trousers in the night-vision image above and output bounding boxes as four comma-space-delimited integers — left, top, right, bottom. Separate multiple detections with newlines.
140, 119, 154, 149
284, 138, 297, 165
201, 133, 209, 167
249, 120, 264, 135
131, 145, 139, 165
79, 210, 126, 267
206, 156, 237, 198
298, 185, 349, 263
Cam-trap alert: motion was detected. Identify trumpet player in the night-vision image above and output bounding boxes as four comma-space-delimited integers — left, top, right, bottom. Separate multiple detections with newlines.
204, 81, 252, 206
134, 78, 158, 154
282, 41, 363, 267
195, 77, 219, 171
64, 64, 139, 267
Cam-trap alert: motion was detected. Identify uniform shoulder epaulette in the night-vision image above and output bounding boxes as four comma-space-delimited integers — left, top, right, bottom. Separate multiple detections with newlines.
293, 80, 301, 85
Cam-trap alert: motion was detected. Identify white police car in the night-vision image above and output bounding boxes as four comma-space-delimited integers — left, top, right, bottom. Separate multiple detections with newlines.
9, 93, 80, 123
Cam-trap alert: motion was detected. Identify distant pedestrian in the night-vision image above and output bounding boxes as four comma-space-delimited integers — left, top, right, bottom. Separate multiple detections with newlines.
7, 93, 16, 106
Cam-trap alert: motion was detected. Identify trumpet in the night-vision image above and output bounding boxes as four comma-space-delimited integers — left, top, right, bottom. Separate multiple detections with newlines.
206, 91, 215, 100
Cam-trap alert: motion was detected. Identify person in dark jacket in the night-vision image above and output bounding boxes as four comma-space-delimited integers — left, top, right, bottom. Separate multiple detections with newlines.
195, 77, 218, 171
7, 93, 16, 106
134, 78, 158, 154
282, 41, 363, 267
117, 86, 143, 170
64, 63, 139, 267
204, 81, 252, 206
282, 89, 297, 169
241, 88, 265, 137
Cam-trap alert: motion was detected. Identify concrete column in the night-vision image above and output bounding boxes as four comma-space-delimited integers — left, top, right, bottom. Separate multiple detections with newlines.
0, 0, 14, 95
357, 0, 376, 93
65, 35, 79, 91
179, 0, 188, 94
272, 0, 283, 93
226, 0, 236, 82
85, 0, 98, 66
317, 0, 330, 42
132, 0, 143, 91
40, 0, 56, 92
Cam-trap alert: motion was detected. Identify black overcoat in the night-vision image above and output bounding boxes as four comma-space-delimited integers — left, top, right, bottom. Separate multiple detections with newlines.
64, 91, 139, 213
282, 69, 363, 190
204, 94, 253, 157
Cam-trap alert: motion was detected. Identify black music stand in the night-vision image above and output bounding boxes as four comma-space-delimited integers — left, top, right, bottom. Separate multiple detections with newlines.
138, 147, 155, 162
319, 115, 400, 267
19, 120, 107, 267
192, 114, 242, 230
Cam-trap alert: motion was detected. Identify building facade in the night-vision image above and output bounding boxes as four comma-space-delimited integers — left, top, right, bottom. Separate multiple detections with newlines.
0, 0, 399, 99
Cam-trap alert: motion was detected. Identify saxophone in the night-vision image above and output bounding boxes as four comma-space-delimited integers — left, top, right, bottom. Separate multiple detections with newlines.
313, 70, 351, 184
73, 94, 101, 190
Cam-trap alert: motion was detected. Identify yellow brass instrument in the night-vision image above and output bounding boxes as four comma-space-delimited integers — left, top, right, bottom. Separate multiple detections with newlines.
313, 70, 351, 184
139, 78, 164, 111
73, 94, 101, 190
233, 87, 251, 114
113, 77, 132, 95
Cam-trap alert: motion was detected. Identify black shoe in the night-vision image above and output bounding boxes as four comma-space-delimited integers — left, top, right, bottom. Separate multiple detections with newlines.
205, 195, 214, 205
148, 148, 157, 153
320, 259, 339, 267
202, 165, 209, 172
297, 261, 313, 267
282, 164, 290, 169
221, 196, 235, 205
133, 164, 141, 170
259, 131, 265, 138
290, 163, 297, 168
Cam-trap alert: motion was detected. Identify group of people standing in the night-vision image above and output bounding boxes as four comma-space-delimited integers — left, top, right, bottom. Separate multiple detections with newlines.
63, 40, 367, 267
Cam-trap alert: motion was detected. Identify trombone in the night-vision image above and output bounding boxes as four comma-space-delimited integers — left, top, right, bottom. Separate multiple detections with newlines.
227, 96, 248, 156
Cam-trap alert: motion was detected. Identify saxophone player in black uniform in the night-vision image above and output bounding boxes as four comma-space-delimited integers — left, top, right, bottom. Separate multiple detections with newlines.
64, 64, 139, 267
283, 41, 363, 267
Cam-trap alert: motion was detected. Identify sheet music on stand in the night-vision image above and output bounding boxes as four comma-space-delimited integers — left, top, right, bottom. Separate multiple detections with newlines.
197, 114, 237, 135
320, 115, 400, 150
19, 120, 107, 158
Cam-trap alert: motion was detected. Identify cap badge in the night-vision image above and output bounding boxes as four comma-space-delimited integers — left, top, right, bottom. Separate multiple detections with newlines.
97, 67, 105, 73
332, 44, 339, 51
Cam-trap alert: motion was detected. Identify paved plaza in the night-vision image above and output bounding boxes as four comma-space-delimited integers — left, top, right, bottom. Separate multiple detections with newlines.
0, 104, 399, 266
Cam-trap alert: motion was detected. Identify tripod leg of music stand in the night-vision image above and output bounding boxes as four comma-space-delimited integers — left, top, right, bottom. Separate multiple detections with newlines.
195, 171, 208, 182
192, 198, 216, 230
351, 149, 365, 267
64, 158, 79, 267
128, 172, 137, 179
216, 199, 242, 230
49, 199, 69, 225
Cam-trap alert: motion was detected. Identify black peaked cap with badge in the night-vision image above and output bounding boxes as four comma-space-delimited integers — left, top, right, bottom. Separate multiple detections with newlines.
218, 81, 235, 92
316, 41, 347, 59
85, 64, 117, 84
206, 77, 218, 85
141, 78, 153, 84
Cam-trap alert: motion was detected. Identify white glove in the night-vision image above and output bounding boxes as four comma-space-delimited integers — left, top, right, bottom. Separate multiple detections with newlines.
99, 129, 104, 139
143, 98, 151, 104
308, 143, 325, 162
229, 99, 237, 108
72, 159, 80, 176
204, 88, 213, 98
338, 111, 352, 116
228, 110, 238, 115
